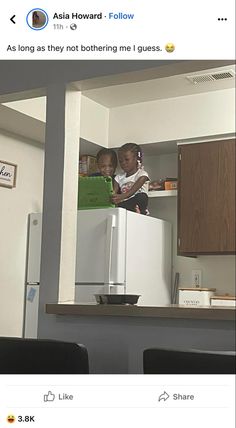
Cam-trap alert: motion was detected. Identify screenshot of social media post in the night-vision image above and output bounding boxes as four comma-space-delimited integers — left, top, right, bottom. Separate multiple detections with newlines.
0, 0, 235, 427
0, 0, 235, 59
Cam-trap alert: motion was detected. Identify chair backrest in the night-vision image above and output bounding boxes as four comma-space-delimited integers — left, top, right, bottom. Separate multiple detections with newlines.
0, 337, 89, 374
143, 348, 236, 374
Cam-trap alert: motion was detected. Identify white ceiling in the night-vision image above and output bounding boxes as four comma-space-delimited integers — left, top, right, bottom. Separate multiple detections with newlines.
1, 61, 235, 156
2, 62, 235, 122
82, 64, 236, 108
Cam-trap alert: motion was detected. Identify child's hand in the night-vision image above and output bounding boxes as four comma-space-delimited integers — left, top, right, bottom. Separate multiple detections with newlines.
111, 193, 125, 204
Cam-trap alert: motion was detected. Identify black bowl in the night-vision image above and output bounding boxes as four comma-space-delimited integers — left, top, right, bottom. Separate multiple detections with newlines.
94, 294, 140, 305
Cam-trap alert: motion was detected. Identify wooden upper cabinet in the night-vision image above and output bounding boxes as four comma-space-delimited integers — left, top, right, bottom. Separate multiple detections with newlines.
178, 139, 235, 255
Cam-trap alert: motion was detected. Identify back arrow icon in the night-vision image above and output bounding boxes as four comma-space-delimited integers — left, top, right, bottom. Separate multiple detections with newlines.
10, 15, 16, 24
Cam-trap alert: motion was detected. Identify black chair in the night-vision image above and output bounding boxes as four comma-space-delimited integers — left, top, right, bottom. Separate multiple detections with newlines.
0, 337, 89, 374
143, 348, 236, 374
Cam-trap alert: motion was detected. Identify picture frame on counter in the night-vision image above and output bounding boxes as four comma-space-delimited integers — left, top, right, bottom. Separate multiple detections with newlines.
0, 160, 17, 188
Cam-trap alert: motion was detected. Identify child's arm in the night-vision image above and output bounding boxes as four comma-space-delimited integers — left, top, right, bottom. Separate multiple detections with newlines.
113, 180, 120, 194
112, 176, 148, 204
111, 180, 120, 203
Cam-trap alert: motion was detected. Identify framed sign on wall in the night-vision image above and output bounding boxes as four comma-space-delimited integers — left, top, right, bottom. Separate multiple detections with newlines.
0, 160, 17, 188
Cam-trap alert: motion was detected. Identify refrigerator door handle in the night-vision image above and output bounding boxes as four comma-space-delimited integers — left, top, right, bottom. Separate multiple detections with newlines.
104, 214, 116, 288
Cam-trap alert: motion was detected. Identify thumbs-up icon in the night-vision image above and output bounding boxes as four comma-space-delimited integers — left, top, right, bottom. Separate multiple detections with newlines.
43, 391, 55, 402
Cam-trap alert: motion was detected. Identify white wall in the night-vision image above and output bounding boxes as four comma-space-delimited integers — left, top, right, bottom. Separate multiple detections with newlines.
5, 88, 235, 149
80, 96, 109, 146
145, 153, 235, 296
3, 95, 109, 147
3, 97, 46, 122
0, 131, 44, 336
109, 89, 235, 146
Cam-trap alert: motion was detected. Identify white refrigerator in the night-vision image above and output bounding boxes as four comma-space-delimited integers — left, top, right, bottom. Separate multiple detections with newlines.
24, 208, 172, 338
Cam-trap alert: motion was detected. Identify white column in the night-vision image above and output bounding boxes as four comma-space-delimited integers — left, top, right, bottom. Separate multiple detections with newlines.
38, 83, 81, 333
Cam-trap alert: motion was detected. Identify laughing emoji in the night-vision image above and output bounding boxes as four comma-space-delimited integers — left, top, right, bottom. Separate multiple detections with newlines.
165, 43, 175, 53
7, 415, 16, 423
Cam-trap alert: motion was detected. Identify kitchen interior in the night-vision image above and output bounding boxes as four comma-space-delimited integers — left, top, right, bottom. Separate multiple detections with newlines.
0, 60, 235, 373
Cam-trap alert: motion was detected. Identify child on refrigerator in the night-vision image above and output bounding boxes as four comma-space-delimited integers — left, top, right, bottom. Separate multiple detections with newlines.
112, 143, 150, 214
90, 148, 117, 184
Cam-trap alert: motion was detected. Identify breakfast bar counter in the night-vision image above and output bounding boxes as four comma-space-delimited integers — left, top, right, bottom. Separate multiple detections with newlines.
45, 303, 235, 321
38, 303, 235, 374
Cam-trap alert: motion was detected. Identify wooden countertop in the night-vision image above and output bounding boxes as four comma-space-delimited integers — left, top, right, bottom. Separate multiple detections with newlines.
45, 303, 235, 321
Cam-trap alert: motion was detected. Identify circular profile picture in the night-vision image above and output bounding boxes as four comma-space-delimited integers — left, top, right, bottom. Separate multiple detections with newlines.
26, 8, 48, 30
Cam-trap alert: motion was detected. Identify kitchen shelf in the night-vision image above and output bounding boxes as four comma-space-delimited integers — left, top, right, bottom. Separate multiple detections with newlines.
148, 190, 177, 198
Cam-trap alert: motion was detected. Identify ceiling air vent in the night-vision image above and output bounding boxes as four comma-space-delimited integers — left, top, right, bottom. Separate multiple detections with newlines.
211, 71, 234, 80
187, 70, 235, 84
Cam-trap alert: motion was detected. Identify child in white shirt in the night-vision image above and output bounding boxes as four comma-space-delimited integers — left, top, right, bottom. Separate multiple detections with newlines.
112, 143, 149, 214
